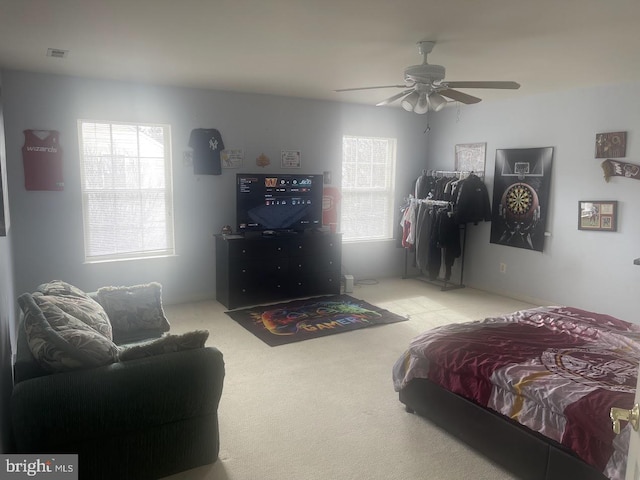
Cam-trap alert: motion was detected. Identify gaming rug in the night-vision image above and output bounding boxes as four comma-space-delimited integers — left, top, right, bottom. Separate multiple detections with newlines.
225, 295, 408, 346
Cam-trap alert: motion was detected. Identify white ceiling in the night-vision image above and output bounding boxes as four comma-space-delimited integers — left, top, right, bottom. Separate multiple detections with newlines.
1, 0, 640, 109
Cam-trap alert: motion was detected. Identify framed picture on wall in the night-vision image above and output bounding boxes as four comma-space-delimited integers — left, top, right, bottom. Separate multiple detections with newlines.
455, 143, 486, 174
221, 149, 244, 168
595, 132, 626, 158
578, 201, 618, 231
281, 150, 301, 168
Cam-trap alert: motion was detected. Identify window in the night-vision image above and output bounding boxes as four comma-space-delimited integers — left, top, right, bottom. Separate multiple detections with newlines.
78, 120, 174, 262
341, 135, 397, 242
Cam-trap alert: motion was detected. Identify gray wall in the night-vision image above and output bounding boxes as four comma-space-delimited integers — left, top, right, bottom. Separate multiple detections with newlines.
5, 70, 637, 324
1, 70, 429, 304
0, 72, 17, 452
428, 82, 640, 323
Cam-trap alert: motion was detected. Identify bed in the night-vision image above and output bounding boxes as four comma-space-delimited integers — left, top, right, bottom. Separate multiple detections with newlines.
392, 306, 640, 480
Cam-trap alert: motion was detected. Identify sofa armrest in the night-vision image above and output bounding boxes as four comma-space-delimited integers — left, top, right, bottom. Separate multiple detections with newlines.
11, 347, 225, 452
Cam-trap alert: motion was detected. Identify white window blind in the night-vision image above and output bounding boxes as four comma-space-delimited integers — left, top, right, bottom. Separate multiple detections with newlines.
78, 120, 175, 262
341, 135, 397, 242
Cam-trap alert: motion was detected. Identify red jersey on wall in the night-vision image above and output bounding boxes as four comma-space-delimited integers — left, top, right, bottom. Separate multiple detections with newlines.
22, 129, 64, 191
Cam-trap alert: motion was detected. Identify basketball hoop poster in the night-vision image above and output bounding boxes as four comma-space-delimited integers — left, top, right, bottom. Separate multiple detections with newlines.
22, 129, 64, 191
490, 147, 553, 252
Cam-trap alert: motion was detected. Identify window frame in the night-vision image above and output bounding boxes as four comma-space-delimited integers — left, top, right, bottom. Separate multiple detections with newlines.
78, 119, 175, 263
340, 135, 397, 243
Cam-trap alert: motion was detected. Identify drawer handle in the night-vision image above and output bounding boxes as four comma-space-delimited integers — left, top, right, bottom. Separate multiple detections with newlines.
277, 247, 282, 251
242, 249, 246, 254
298, 245, 303, 249
242, 288, 246, 293
329, 261, 333, 265
242, 269, 246, 273
277, 266, 281, 270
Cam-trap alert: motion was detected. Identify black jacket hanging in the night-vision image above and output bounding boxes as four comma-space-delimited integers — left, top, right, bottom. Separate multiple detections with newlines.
453, 174, 492, 225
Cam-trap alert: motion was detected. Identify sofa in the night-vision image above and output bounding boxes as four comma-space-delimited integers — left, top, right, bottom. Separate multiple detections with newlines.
11, 281, 225, 480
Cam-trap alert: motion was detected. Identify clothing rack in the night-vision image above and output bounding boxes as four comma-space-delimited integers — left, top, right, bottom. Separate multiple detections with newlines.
423, 169, 484, 178
401, 169, 484, 291
401, 197, 466, 291
403, 223, 467, 291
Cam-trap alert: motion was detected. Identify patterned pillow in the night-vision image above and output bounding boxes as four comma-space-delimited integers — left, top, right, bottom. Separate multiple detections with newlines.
37, 280, 113, 340
118, 330, 209, 361
18, 293, 119, 373
97, 282, 171, 344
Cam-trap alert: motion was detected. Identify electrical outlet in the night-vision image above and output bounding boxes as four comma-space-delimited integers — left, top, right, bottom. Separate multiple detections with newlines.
499, 263, 507, 274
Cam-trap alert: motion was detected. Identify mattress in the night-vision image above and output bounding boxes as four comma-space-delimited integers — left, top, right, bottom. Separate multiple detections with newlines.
392, 306, 640, 480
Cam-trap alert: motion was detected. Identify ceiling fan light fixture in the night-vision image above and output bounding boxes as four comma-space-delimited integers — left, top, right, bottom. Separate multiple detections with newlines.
414, 93, 429, 114
401, 92, 419, 111
428, 92, 448, 112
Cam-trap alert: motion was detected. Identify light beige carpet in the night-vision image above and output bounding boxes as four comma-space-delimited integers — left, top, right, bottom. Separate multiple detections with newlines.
162, 277, 537, 480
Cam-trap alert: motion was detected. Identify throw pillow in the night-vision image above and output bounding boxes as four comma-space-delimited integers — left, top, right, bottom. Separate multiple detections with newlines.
97, 282, 171, 344
118, 330, 209, 361
37, 280, 113, 340
18, 292, 119, 373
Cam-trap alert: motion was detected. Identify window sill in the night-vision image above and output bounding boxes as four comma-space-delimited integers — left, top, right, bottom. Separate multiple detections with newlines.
341, 238, 395, 245
84, 253, 178, 265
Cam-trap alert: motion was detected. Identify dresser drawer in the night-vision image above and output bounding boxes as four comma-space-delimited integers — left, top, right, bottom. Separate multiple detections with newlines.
228, 239, 288, 259
231, 258, 288, 283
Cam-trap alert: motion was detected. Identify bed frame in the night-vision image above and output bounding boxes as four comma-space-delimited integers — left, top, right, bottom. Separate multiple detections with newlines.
399, 378, 608, 480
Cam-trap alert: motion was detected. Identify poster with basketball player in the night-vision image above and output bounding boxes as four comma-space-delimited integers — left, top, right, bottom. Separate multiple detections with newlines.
490, 147, 554, 252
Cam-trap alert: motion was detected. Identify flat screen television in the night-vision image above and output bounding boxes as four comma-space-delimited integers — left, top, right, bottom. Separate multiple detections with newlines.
236, 173, 324, 232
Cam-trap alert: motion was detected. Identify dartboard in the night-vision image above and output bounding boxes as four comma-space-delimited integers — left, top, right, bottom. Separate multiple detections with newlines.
501, 182, 539, 222
505, 184, 533, 215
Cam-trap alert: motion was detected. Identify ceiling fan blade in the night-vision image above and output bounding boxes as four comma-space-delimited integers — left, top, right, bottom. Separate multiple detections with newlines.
444, 81, 520, 90
376, 89, 413, 106
439, 89, 482, 104
334, 84, 410, 92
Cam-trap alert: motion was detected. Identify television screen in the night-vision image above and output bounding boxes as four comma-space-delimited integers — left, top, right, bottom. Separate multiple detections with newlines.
237, 173, 324, 232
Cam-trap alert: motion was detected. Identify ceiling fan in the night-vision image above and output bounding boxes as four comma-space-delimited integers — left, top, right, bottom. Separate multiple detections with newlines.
335, 41, 520, 114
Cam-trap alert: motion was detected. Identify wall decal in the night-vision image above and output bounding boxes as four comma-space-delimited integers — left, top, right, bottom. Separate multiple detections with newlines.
256, 153, 270, 167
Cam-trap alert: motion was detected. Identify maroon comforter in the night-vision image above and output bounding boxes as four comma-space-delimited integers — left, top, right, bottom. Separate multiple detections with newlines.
392, 306, 640, 480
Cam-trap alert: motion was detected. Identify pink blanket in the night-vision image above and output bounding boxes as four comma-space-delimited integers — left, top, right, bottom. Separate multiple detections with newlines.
392, 306, 640, 480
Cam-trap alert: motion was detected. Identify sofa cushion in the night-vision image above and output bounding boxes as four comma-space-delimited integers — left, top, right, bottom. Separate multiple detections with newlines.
97, 282, 170, 344
118, 330, 209, 361
37, 280, 113, 340
18, 293, 119, 373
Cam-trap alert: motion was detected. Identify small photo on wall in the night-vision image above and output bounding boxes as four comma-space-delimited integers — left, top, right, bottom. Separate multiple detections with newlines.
595, 131, 626, 158
578, 201, 618, 231
221, 149, 244, 168
281, 150, 301, 168
455, 143, 486, 175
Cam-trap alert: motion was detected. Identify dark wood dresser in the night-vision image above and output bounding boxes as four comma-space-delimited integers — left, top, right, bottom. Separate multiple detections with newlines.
215, 232, 342, 309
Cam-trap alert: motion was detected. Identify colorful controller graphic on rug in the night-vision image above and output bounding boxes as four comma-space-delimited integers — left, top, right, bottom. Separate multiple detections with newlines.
256, 300, 382, 336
